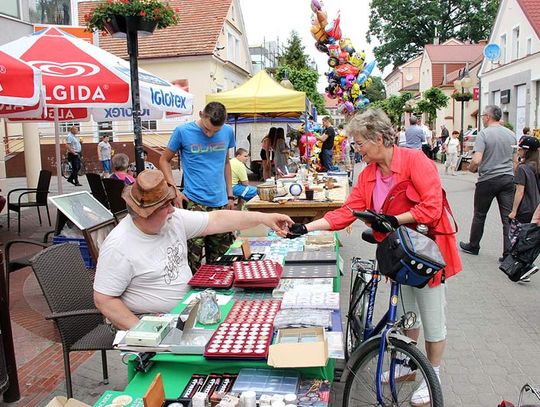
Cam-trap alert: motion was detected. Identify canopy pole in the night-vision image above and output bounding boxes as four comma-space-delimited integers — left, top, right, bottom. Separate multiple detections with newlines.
126, 19, 145, 175
53, 108, 63, 194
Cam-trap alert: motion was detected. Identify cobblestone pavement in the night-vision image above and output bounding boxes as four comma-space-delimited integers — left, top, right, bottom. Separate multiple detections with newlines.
1, 164, 539, 407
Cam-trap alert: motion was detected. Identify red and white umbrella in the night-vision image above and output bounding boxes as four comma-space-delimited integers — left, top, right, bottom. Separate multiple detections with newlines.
0, 27, 193, 191
0, 50, 42, 106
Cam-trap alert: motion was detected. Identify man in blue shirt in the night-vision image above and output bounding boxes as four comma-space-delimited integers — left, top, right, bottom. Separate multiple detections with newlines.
159, 102, 236, 271
65, 126, 82, 186
405, 116, 425, 150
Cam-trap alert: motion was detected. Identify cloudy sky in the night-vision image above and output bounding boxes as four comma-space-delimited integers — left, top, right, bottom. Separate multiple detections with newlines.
239, 0, 387, 86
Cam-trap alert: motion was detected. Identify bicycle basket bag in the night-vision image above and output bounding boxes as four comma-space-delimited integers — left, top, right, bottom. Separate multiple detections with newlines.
376, 226, 446, 288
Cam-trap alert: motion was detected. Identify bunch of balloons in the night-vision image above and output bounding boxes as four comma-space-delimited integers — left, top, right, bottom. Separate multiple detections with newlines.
298, 121, 323, 169
310, 0, 376, 114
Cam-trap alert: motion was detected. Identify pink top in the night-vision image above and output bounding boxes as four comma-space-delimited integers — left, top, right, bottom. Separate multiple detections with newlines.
372, 167, 394, 212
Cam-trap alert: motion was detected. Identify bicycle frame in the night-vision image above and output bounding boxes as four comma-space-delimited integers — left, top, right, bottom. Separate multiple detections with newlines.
357, 268, 403, 405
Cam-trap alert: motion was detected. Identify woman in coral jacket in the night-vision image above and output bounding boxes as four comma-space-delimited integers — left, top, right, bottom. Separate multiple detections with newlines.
287, 109, 462, 406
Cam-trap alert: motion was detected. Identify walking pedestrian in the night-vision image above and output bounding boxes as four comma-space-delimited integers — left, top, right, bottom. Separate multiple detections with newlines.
460, 105, 517, 260
159, 101, 236, 271
404, 116, 425, 150
443, 131, 460, 176
65, 125, 82, 186
97, 135, 112, 177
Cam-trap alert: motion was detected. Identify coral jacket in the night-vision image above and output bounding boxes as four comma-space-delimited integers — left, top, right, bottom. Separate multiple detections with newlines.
324, 146, 462, 287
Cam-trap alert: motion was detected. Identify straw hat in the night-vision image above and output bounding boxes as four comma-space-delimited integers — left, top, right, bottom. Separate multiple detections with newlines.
122, 170, 176, 218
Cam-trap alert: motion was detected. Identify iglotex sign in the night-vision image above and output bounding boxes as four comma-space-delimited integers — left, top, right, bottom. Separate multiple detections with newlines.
150, 88, 188, 110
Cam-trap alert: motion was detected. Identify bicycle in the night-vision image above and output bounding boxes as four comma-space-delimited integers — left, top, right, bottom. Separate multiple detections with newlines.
340, 210, 444, 407
61, 155, 86, 179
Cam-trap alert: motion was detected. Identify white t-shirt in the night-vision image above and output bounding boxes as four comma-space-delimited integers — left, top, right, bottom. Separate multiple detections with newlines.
444, 137, 459, 154
94, 208, 209, 314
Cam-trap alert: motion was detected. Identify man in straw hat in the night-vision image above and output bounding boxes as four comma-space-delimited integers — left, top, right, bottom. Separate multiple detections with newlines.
93, 170, 294, 330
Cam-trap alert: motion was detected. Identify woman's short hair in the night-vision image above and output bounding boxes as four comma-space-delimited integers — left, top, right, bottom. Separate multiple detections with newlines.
346, 108, 395, 147
112, 153, 129, 171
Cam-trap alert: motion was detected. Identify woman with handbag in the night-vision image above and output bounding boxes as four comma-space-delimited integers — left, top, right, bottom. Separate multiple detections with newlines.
506, 136, 540, 281
286, 108, 462, 406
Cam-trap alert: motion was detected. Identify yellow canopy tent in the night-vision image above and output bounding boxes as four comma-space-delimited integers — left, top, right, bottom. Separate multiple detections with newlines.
205, 70, 308, 117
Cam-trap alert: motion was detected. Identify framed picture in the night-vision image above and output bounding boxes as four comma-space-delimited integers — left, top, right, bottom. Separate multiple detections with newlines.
48, 191, 114, 230
82, 219, 118, 263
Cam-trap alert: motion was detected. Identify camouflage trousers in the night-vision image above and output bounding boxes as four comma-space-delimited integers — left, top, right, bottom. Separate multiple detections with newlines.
186, 200, 234, 273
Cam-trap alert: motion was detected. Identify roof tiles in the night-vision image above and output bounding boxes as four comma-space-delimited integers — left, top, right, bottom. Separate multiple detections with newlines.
78, 0, 232, 59
517, 0, 540, 38
425, 43, 484, 63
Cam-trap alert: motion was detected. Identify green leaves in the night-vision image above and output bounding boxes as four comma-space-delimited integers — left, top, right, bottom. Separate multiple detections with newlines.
416, 87, 449, 125
368, 0, 499, 69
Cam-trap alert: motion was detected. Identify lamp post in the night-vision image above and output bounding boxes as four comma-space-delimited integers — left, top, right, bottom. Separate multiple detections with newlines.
454, 69, 473, 156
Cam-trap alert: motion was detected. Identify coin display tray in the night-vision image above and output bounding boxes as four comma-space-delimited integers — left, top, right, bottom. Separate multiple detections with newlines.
233, 260, 283, 288
281, 291, 340, 310
188, 265, 235, 288
282, 263, 337, 278
231, 368, 300, 397
232, 290, 275, 301
285, 250, 337, 264
203, 322, 274, 359
225, 300, 281, 324
272, 278, 334, 298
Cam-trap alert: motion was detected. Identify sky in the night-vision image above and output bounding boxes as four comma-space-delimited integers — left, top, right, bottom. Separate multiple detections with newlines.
239, 0, 388, 90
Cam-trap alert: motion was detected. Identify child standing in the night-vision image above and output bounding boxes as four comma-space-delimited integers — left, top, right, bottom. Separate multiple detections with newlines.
443, 130, 460, 175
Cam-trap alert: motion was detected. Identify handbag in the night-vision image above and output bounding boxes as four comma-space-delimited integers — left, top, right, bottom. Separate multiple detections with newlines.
376, 226, 446, 288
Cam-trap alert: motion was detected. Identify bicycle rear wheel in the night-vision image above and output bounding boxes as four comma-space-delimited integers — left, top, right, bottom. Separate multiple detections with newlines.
61, 162, 71, 179
345, 273, 371, 360
343, 337, 443, 406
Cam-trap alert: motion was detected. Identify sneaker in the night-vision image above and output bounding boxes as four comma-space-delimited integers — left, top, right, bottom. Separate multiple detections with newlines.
459, 242, 479, 255
520, 266, 539, 281
411, 380, 430, 407
381, 364, 416, 384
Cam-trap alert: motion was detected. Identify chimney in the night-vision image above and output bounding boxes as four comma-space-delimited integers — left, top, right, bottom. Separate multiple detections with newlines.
478, 39, 488, 45
433, 27, 439, 45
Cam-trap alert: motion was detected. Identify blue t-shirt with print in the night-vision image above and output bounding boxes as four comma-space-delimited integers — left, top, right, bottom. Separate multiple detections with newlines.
167, 121, 235, 207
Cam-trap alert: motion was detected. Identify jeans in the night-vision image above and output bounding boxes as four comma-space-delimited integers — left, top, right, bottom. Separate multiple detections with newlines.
320, 149, 338, 172
67, 152, 80, 183
468, 174, 515, 255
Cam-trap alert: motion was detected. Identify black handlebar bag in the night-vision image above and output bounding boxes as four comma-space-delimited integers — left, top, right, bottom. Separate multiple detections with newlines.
376, 226, 446, 288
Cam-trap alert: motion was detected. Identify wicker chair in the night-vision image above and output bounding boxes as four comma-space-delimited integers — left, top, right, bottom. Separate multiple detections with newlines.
30, 243, 114, 398
7, 169, 52, 234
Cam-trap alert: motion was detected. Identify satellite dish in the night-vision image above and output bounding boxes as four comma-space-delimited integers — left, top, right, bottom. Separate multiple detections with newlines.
483, 43, 501, 61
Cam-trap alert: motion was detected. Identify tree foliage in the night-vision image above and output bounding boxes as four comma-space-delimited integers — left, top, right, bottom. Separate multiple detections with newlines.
415, 87, 449, 126
368, 0, 499, 69
372, 92, 414, 125
363, 76, 387, 104
275, 31, 327, 115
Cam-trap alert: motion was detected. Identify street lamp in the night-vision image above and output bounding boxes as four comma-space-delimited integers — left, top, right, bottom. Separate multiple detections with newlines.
454, 69, 473, 156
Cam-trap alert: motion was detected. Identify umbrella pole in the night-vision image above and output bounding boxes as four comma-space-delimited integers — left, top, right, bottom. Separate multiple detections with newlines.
126, 21, 145, 174
53, 108, 63, 194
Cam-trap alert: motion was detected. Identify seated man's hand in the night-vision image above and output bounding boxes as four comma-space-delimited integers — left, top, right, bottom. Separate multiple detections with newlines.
370, 214, 399, 233
285, 223, 308, 239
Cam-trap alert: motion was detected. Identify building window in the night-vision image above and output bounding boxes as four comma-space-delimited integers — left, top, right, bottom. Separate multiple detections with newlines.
141, 120, 157, 131
527, 38, 532, 55
97, 121, 113, 140
60, 122, 80, 134
227, 31, 240, 64
500, 34, 506, 64
0, 0, 19, 18
29, 0, 71, 25
512, 26, 520, 60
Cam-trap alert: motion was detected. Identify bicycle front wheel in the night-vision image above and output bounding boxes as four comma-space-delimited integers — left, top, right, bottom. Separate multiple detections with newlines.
343, 337, 443, 406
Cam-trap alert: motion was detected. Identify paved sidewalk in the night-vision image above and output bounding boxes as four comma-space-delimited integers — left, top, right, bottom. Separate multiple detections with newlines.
1, 165, 539, 407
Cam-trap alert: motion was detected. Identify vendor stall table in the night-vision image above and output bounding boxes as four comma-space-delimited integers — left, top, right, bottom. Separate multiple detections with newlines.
245, 176, 349, 223
94, 233, 342, 404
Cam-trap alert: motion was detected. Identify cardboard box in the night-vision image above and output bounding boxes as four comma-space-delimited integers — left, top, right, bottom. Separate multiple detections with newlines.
45, 397, 90, 407
267, 327, 328, 368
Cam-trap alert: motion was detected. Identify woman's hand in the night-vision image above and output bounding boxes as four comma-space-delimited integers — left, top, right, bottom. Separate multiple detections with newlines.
508, 211, 516, 220
174, 189, 188, 208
